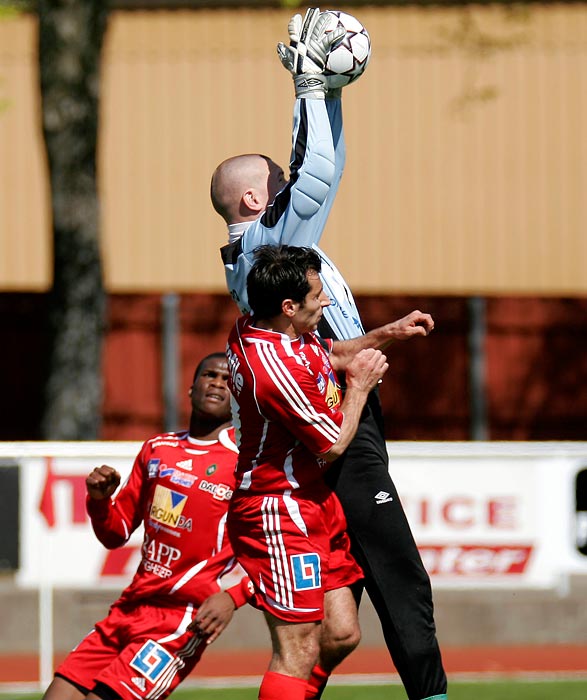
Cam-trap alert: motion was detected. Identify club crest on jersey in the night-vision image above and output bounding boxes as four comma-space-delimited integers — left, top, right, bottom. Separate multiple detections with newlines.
206, 463, 217, 476
316, 372, 326, 394
147, 459, 160, 479
150, 484, 188, 528
130, 640, 174, 682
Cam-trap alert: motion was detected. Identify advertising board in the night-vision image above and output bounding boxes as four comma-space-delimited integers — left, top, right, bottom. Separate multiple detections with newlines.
3, 441, 587, 590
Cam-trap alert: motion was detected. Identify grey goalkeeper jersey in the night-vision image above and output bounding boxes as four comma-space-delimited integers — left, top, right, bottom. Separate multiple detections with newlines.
221, 98, 365, 342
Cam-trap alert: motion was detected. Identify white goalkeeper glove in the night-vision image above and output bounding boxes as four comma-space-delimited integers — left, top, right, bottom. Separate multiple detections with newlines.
277, 7, 345, 100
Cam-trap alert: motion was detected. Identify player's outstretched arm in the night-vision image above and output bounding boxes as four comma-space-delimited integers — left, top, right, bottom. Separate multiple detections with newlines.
329, 310, 434, 371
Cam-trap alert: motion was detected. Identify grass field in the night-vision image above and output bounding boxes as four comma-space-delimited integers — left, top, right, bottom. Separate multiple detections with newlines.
4, 679, 587, 700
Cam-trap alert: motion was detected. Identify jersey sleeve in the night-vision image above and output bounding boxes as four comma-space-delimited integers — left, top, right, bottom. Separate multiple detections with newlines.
225, 576, 254, 609
86, 444, 148, 549
305, 97, 344, 243
260, 98, 343, 247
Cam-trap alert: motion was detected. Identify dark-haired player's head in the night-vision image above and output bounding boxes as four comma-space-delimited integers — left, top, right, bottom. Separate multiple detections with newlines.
247, 245, 323, 320
192, 353, 226, 383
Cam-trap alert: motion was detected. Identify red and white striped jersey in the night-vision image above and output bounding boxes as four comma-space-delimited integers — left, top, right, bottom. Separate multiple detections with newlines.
227, 314, 343, 494
86, 427, 250, 608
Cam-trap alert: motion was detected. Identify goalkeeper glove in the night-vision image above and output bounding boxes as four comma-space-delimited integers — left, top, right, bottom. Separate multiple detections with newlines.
277, 7, 345, 100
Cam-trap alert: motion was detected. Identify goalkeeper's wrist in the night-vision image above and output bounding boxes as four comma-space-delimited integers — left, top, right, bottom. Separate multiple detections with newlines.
294, 73, 327, 99
326, 87, 342, 100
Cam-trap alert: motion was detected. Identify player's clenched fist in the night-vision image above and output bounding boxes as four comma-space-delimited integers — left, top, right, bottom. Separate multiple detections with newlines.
86, 465, 121, 501
346, 348, 389, 394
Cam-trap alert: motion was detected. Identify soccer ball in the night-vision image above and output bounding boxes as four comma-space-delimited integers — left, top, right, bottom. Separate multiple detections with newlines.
323, 11, 371, 89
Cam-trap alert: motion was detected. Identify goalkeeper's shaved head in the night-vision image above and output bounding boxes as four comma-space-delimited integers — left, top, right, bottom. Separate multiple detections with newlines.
211, 154, 283, 224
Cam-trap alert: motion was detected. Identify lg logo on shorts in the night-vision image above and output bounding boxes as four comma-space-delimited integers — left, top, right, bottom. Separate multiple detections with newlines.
130, 640, 175, 682
291, 553, 321, 590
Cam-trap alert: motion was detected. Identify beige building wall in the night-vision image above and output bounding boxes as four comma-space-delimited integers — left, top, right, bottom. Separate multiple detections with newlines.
1, 5, 586, 294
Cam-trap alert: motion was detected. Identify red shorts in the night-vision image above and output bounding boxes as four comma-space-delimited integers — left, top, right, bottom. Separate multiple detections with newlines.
227, 488, 363, 623
55, 600, 204, 700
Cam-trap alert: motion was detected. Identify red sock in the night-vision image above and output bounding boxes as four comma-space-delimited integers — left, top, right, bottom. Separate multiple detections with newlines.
259, 671, 308, 700
305, 664, 330, 699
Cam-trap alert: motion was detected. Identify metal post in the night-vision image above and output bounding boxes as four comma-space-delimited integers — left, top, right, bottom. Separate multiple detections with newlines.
161, 293, 179, 432
39, 582, 54, 690
468, 296, 488, 441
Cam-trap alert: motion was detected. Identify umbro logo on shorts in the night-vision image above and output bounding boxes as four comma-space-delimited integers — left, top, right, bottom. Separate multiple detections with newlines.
374, 491, 393, 505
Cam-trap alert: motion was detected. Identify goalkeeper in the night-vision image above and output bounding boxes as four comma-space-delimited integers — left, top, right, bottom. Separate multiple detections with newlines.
212, 8, 447, 700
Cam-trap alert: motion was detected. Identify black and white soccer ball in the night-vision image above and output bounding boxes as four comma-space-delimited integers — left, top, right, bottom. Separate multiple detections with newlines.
323, 11, 371, 89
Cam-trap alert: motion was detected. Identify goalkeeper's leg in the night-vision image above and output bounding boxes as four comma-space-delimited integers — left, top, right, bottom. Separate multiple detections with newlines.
327, 392, 448, 700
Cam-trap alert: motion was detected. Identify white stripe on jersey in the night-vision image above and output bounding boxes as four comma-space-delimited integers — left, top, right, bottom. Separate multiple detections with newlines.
157, 603, 194, 642
216, 511, 227, 553
283, 492, 308, 536
282, 449, 300, 491
217, 426, 239, 454
238, 418, 268, 491
254, 337, 341, 444
170, 560, 208, 594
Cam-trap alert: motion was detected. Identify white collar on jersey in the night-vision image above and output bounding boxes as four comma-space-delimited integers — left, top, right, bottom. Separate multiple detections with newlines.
228, 222, 250, 244
186, 427, 238, 455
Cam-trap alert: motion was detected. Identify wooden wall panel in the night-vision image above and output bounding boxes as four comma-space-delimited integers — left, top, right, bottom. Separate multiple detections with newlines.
0, 14, 50, 291
1, 6, 586, 294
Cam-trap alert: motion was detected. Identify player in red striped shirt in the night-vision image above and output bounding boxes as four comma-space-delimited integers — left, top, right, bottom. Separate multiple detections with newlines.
42, 354, 252, 700
227, 245, 388, 700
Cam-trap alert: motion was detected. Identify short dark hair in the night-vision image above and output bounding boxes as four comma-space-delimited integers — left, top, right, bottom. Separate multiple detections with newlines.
247, 245, 322, 319
192, 352, 226, 383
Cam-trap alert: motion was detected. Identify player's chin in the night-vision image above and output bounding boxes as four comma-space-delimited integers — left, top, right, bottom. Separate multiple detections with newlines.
202, 399, 230, 418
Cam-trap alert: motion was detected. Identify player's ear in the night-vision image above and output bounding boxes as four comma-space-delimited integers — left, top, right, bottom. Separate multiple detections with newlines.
243, 188, 263, 213
282, 299, 298, 318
